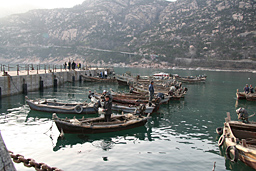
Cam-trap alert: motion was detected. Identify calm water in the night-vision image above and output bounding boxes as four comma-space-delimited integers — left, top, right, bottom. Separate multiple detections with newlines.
1, 67, 256, 171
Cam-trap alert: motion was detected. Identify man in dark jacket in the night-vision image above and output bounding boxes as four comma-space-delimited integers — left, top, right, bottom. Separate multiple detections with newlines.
103, 95, 112, 122
149, 81, 154, 106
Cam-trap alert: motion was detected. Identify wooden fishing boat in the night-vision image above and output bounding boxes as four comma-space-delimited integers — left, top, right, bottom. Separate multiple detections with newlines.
53, 113, 150, 134
91, 96, 156, 114
111, 92, 170, 104
153, 72, 169, 79
26, 96, 97, 114
82, 75, 116, 82
173, 75, 206, 83
246, 93, 256, 101
218, 112, 256, 169
115, 74, 134, 85
130, 85, 186, 99
112, 102, 156, 114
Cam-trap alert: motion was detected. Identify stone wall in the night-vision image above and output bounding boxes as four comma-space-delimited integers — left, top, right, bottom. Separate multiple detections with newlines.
0, 68, 112, 97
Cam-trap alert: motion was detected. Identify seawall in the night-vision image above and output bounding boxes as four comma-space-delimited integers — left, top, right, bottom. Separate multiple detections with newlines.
0, 68, 113, 97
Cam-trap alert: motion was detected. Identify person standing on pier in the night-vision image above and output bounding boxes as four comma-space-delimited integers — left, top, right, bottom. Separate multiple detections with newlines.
104, 70, 108, 79
103, 95, 112, 122
68, 61, 71, 70
149, 81, 154, 107
64, 62, 67, 70
72, 61, 76, 70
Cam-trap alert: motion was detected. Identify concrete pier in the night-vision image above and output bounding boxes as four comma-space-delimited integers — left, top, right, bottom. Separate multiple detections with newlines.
0, 68, 114, 97
0, 132, 16, 171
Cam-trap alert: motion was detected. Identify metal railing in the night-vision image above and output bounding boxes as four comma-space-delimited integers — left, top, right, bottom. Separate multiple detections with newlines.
0, 64, 65, 76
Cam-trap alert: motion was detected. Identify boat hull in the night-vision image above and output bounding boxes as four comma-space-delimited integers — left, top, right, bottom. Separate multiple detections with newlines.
26, 99, 97, 114
112, 103, 155, 114
54, 117, 148, 134
236, 92, 246, 99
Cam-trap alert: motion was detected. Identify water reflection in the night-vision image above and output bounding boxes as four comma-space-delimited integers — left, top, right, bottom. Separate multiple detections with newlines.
53, 126, 149, 152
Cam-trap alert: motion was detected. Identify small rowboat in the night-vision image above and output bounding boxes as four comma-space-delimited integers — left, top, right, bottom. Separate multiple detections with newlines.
218, 112, 256, 169
53, 113, 150, 134
26, 96, 97, 114
173, 75, 207, 83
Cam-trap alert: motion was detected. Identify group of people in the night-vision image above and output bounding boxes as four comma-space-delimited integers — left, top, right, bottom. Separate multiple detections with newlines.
244, 84, 255, 94
99, 70, 108, 79
64, 61, 81, 70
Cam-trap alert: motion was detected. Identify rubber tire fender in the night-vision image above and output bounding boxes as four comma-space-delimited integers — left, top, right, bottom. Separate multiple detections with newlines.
216, 127, 223, 135
226, 146, 239, 162
218, 134, 225, 147
74, 104, 83, 113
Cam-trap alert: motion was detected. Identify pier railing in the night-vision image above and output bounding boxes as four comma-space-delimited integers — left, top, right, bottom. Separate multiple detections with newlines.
0, 64, 114, 76
0, 64, 80, 76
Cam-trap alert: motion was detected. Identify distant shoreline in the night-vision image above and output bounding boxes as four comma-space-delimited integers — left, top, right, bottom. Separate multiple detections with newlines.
111, 65, 256, 74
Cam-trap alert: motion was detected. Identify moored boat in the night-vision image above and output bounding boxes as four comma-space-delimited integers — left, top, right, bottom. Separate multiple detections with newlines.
173, 74, 207, 83
91, 96, 156, 114
153, 72, 169, 79
82, 75, 116, 82
26, 96, 97, 114
245, 93, 256, 101
53, 113, 150, 134
218, 112, 256, 169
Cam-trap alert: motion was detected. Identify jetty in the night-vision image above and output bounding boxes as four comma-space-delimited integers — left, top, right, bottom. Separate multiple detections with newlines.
0, 64, 114, 97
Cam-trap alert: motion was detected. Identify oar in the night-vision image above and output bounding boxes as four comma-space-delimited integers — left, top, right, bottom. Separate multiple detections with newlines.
249, 113, 255, 118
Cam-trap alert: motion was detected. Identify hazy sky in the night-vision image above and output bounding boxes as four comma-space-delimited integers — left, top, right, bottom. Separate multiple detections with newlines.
0, 0, 176, 9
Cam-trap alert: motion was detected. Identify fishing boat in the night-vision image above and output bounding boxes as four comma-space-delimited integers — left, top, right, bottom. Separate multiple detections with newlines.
236, 89, 256, 101
218, 112, 256, 169
130, 85, 186, 99
53, 113, 150, 134
26, 96, 97, 114
82, 75, 116, 82
153, 72, 169, 79
91, 96, 156, 114
245, 93, 256, 101
115, 74, 134, 85
111, 91, 170, 104
173, 74, 207, 83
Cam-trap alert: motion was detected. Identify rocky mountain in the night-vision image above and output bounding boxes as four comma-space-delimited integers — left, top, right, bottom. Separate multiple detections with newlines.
0, 0, 255, 69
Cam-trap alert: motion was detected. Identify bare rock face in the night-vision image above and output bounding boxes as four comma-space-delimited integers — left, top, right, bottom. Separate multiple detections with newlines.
0, 0, 255, 68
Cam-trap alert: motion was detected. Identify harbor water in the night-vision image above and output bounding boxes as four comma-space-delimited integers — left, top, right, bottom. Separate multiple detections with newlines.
0, 67, 256, 171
